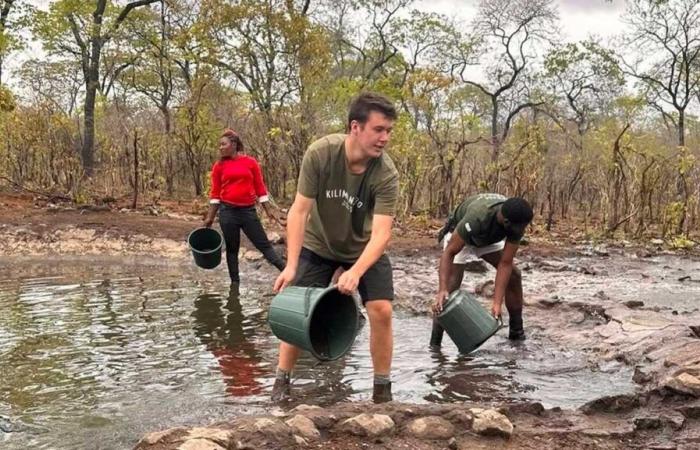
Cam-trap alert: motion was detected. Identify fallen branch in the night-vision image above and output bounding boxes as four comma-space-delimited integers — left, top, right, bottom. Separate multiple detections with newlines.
0, 176, 72, 202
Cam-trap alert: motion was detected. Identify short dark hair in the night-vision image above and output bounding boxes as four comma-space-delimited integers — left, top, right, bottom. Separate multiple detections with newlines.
348, 92, 397, 128
502, 197, 534, 224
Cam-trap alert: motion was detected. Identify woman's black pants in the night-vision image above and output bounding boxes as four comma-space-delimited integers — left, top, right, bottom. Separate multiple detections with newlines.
219, 204, 285, 283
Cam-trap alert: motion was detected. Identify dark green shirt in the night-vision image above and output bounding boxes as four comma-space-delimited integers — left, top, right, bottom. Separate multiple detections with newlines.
453, 193, 524, 247
297, 134, 399, 262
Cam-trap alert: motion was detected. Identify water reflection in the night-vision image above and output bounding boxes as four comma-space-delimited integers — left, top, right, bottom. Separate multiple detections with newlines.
0, 259, 641, 449
191, 286, 265, 397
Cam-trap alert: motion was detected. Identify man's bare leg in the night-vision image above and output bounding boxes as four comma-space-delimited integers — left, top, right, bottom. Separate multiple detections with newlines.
481, 251, 525, 340
366, 299, 393, 402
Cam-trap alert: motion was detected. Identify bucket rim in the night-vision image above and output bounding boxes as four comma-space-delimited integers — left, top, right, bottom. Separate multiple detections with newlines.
187, 227, 223, 255
306, 285, 360, 361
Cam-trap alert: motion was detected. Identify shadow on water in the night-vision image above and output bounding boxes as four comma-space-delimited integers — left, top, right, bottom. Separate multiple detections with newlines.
0, 257, 639, 449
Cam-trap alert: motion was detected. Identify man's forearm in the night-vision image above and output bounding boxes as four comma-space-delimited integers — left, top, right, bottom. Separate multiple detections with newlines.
350, 228, 391, 276
438, 252, 454, 293
493, 261, 513, 306
285, 206, 308, 270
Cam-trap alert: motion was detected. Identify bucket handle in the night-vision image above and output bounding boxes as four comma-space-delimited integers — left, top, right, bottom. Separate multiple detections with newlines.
495, 315, 505, 330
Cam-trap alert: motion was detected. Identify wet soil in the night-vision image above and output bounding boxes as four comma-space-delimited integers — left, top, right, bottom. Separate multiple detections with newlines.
1, 191, 699, 449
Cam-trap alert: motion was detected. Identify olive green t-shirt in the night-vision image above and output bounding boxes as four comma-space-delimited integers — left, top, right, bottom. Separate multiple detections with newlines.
453, 193, 525, 247
297, 134, 399, 262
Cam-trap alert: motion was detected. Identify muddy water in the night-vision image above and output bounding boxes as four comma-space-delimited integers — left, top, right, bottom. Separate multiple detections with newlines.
1, 252, 690, 449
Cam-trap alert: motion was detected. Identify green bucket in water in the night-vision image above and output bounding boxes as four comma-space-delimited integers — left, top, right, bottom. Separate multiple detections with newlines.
187, 227, 223, 269
437, 289, 502, 354
268, 286, 360, 361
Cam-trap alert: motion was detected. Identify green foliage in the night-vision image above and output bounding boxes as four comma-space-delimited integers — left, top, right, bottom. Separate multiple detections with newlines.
668, 235, 695, 250
0, 84, 14, 111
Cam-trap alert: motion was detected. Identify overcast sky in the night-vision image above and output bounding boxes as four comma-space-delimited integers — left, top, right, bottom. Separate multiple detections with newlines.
6, 0, 629, 87
416, 0, 626, 42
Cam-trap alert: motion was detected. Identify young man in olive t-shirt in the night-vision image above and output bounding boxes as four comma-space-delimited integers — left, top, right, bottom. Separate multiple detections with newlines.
431, 194, 534, 345
272, 92, 399, 403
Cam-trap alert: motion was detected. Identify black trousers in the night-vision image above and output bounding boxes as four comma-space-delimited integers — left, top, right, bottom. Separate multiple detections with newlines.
219, 203, 285, 282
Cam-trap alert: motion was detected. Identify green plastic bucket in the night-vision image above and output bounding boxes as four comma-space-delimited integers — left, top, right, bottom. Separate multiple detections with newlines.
187, 227, 223, 269
436, 289, 502, 354
268, 286, 360, 361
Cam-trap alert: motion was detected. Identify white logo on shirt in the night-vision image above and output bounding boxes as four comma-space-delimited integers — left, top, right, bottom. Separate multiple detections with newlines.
326, 189, 364, 212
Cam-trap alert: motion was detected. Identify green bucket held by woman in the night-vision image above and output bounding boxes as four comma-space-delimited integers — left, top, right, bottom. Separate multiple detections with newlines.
437, 289, 502, 354
187, 227, 223, 269
268, 285, 361, 361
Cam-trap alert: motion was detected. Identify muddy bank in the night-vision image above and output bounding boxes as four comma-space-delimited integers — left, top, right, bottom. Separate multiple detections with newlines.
2, 194, 700, 449
134, 395, 699, 450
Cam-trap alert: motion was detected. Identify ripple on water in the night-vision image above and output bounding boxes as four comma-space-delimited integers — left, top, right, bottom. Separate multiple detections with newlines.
0, 259, 638, 449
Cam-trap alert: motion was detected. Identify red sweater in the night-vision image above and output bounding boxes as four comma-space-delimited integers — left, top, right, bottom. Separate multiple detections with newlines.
209, 155, 270, 206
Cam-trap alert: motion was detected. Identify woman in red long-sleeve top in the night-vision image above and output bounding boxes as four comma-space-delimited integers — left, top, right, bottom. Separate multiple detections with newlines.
203, 129, 285, 284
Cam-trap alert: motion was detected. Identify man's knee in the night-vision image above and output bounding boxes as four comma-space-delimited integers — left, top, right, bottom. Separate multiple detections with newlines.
366, 300, 393, 327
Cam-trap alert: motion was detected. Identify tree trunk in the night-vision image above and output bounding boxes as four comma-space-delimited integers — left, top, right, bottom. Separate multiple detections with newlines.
161, 106, 174, 196
489, 96, 500, 189
82, 79, 98, 177
676, 109, 687, 234
132, 130, 139, 209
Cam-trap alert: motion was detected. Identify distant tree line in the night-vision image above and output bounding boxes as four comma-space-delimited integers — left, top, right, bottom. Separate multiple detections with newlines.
0, 0, 699, 239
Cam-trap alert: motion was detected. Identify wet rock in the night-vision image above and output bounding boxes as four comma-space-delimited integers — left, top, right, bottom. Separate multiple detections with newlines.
676, 399, 700, 418
186, 428, 234, 444
593, 245, 610, 256
474, 280, 494, 298
634, 366, 654, 384
664, 372, 700, 396
634, 416, 662, 430
285, 415, 320, 440
443, 409, 472, 425
504, 402, 545, 416
293, 435, 308, 446
634, 411, 684, 432
267, 231, 282, 244
135, 427, 187, 447
624, 300, 645, 309
469, 408, 513, 438
690, 326, 700, 338
244, 250, 263, 261
580, 422, 635, 438
663, 411, 686, 430
577, 265, 598, 275
594, 290, 609, 300
538, 261, 574, 272
179, 439, 226, 450
289, 405, 337, 429
538, 297, 561, 308
406, 416, 455, 439
664, 342, 700, 367
462, 260, 489, 273
340, 413, 394, 437
580, 394, 641, 414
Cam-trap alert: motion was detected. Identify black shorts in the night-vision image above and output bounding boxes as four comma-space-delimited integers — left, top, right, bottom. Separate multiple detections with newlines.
293, 247, 394, 303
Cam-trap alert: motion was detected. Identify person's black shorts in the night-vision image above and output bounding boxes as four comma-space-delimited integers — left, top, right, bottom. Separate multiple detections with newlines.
293, 247, 394, 303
